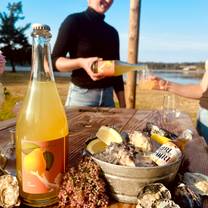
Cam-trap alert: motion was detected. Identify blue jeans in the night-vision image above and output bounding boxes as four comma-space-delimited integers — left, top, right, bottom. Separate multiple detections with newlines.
65, 83, 115, 107
196, 106, 208, 144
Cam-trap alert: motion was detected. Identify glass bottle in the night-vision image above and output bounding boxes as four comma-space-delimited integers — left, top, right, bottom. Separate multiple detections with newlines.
151, 129, 193, 151
16, 24, 69, 207
91, 60, 147, 76
0, 128, 16, 176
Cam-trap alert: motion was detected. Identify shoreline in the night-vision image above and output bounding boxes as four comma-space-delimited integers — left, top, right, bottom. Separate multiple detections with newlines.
1, 71, 199, 124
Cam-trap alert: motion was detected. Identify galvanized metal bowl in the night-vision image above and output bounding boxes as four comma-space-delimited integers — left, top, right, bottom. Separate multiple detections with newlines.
92, 155, 182, 204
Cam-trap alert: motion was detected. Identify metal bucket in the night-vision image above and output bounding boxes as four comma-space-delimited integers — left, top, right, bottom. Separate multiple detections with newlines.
92, 156, 182, 204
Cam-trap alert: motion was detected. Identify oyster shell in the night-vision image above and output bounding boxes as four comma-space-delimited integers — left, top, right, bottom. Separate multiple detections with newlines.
136, 183, 172, 208
94, 141, 156, 167
172, 183, 202, 208
129, 131, 153, 152
95, 143, 135, 167
134, 153, 156, 167
154, 199, 180, 208
0, 174, 20, 208
143, 122, 178, 139
183, 172, 208, 196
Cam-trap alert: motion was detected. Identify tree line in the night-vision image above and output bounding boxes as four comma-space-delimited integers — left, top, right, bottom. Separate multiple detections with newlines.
0, 1, 31, 72
0, 2, 205, 72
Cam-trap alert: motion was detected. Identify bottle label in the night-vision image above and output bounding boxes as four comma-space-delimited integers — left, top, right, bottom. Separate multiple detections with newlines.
96, 60, 115, 76
21, 136, 68, 194
150, 142, 182, 166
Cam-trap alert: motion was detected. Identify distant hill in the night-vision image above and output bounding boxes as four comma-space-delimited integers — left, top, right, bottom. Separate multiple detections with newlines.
141, 62, 204, 70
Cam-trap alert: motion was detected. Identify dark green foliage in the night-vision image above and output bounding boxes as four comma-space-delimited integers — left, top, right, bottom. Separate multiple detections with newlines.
0, 1, 31, 72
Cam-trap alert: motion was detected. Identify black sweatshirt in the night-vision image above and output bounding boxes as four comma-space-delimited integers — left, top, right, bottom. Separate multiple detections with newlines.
52, 7, 124, 92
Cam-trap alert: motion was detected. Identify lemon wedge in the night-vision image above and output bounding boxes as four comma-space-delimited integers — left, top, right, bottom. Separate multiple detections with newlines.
86, 138, 107, 155
96, 126, 123, 145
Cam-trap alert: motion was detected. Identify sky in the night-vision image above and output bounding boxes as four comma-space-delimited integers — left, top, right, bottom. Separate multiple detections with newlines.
1, 0, 208, 63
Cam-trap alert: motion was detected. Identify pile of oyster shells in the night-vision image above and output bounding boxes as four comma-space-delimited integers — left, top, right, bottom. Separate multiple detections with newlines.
92, 123, 208, 207
136, 172, 208, 208
94, 131, 155, 167
94, 123, 184, 167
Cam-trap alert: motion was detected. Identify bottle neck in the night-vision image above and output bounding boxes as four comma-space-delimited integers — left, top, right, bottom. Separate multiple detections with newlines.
115, 60, 147, 70
31, 33, 54, 82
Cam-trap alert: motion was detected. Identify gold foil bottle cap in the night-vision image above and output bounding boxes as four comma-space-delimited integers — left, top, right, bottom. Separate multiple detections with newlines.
32, 23, 50, 31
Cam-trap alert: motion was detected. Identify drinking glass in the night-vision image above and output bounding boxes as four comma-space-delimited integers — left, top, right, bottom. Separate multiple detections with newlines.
162, 94, 176, 122
138, 68, 155, 90
0, 128, 16, 175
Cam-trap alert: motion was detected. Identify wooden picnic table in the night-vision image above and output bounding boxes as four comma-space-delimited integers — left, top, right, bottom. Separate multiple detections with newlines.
0, 107, 208, 208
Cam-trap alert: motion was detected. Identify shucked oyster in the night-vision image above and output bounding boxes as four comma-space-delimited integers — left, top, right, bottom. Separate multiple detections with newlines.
94, 142, 156, 167
95, 143, 135, 167
0, 175, 20, 208
129, 131, 153, 153
183, 172, 208, 196
136, 183, 179, 208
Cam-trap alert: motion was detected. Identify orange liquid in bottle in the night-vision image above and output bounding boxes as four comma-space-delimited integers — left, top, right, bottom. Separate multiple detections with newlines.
16, 81, 68, 207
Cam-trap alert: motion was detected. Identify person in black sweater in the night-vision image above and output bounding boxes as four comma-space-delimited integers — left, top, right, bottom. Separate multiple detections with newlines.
52, 0, 126, 108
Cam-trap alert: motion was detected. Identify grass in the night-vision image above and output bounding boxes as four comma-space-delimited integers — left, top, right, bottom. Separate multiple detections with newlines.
0, 71, 199, 124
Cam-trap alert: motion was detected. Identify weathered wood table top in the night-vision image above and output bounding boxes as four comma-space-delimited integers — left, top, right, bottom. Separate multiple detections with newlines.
0, 107, 208, 208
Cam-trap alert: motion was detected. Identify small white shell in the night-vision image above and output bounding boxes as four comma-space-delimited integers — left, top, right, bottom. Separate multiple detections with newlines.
0, 175, 20, 208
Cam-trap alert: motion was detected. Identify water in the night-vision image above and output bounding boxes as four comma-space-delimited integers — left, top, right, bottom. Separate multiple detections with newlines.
152, 69, 203, 84
123, 69, 203, 84
5, 66, 203, 84
5, 66, 71, 78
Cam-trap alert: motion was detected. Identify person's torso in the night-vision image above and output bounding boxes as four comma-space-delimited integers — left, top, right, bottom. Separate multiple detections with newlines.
68, 10, 120, 88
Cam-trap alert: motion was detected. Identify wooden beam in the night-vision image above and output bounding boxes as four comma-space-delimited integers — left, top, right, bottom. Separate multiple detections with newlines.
126, 0, 141, 108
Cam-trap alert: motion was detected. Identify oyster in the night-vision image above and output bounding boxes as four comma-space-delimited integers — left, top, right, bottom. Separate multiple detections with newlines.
129, 131, 153, 152
0, 174, 20, 208
134, 153, 156, 167
183, 172, 208, 196
95, 143, 135, 167
172, 183, 202, 208
143, 122, 178, 139
136, 183, 173, 208
94, 141, 156, 167
154, 199, 180, 208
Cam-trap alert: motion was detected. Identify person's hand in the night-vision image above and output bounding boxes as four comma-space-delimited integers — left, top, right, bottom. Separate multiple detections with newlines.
149, 76, 169, 91
80, 57, 104, 81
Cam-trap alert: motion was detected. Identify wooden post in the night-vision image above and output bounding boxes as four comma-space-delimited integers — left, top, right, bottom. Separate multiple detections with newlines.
126, 0, 141, 108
